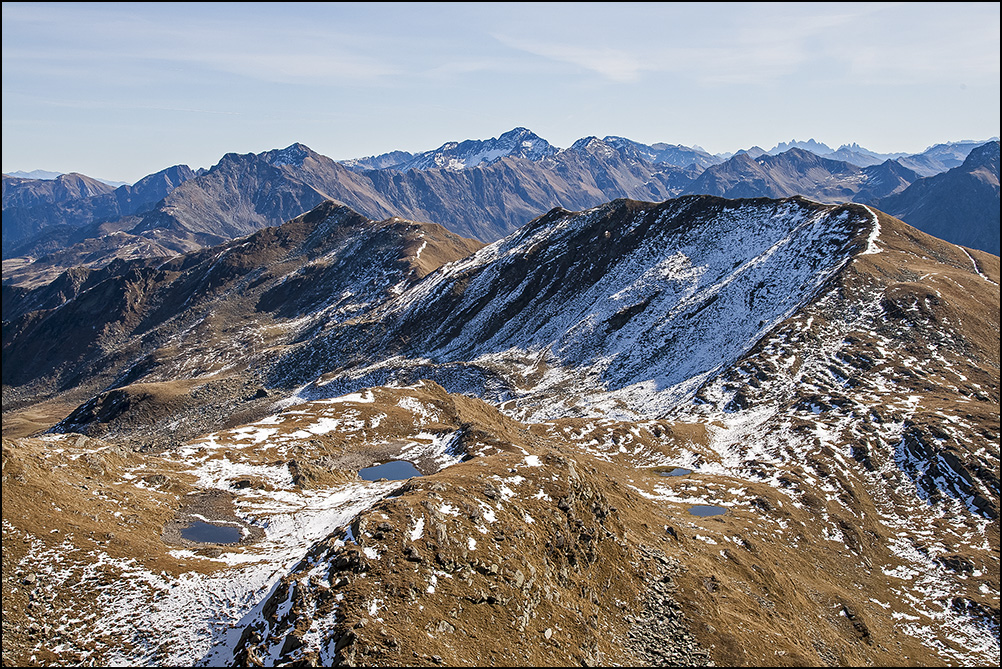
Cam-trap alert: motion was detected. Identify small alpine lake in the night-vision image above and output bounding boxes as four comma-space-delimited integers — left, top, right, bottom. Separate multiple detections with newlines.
359, 460, 423, 481
688, 504, 727, 517
654, 466, 693, 477
180, 520, 243, 544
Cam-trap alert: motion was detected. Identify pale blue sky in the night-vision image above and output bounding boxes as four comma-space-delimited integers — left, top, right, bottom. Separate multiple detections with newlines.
3, 2, 999, 183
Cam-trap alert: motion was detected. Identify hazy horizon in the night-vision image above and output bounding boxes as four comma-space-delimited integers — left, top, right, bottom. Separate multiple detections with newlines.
5, 131, 1002, 186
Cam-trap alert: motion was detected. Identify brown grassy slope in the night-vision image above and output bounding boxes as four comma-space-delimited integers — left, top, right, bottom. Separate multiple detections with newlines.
2, 365, 997, 666
214, 380, 993, 667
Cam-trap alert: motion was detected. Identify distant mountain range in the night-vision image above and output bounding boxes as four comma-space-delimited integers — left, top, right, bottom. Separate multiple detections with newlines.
678, 148, 922, 203
4, 169, 129, 187
3, 131, 998, 289
3, 166, 198, 260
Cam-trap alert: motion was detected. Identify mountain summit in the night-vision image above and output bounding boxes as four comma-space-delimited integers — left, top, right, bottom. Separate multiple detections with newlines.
382, 127, 558, 171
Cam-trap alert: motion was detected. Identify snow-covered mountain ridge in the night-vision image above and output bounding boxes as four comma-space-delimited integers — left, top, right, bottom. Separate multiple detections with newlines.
279, 196, 876, 419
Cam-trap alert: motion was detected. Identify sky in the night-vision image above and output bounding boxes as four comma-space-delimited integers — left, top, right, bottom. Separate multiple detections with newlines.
2, 2, 1000, 184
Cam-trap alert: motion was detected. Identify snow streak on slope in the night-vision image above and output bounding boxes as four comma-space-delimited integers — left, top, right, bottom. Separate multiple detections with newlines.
9, 439, 396, 667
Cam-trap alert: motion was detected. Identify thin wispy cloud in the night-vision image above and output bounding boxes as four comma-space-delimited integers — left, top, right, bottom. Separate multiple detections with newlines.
492, 4, 999, 88
3, 3, 402, 86
1, 92, 244, 114
492, 34, 810, 87
421, 56, 562, 81
492, 35, 646, 83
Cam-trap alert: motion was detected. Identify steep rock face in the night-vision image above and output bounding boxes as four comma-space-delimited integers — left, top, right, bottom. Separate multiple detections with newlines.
2, 172, 115, 210
139, 138, 695, 245
279, 196, 876, 418
341, 128, 558, 172
2, 173, 117, 253
9, 136, 997, 286
4, 139, 697, 286
352, 141, 694, 242
874, 140, 1000, 255
2, 146, 402, 284
601, 136, 721, 169
850, 159, 922, 202
130, 146, 355, 242
682, 152, 782, 199
340, 149, 416, 172
3, 260, 158, 324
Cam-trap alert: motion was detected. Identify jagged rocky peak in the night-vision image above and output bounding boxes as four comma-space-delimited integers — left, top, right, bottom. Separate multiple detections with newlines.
338, 149, 416, 171
396, 127, 559, 171
566, 135, 620, 158
262, 142, 317, 167
209, 142, 320, 172
763, 146, 849, 166
491, 126, 557, 160
600, 135, 663, 160
832, 141, 905, 160
600, 137, 720, 169
768, 138, 835, 155
734, 146, 767, 158
129, 163, 197, 191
